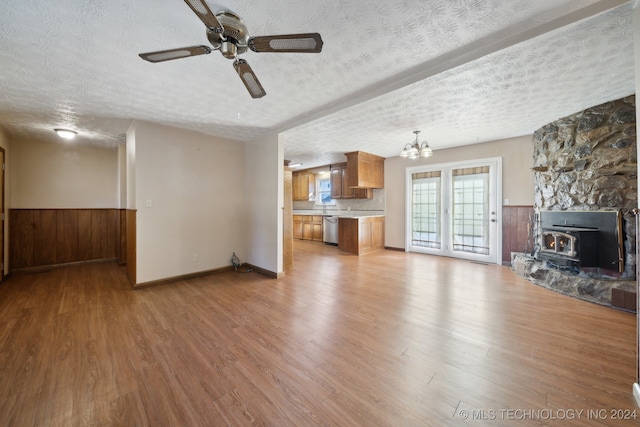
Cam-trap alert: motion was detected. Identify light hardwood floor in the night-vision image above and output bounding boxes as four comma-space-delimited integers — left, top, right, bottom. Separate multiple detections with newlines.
0, 240, 636, 426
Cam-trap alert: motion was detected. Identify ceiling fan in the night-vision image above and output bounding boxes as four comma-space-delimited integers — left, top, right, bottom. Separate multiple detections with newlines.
139, 0, 324, 98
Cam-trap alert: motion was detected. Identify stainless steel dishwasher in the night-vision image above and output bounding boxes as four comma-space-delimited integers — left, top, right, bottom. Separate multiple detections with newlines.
323, 216, 338, 245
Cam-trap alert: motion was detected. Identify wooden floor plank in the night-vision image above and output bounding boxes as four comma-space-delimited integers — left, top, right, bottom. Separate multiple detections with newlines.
0, 241, 636, 426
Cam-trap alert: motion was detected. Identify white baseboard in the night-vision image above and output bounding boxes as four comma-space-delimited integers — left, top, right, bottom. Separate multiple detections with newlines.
633, 383, 640, 407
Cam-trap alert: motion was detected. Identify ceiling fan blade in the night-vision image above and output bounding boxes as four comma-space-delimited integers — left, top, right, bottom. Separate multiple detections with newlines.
248, 33, 323, 53
233, 59, 266, 98
183, 0, 224, 33
139, 45, 212, 63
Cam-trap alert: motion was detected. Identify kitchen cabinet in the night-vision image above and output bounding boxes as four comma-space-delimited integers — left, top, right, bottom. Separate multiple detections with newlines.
338, 216, 385, 255
293, 215, 323, 241
312, 216, 323, 241
330, 163, 372, 199
293, 215, 303, 239
330, 165, 343, 199
345, 151, 385, 189
292, 171, 316, 201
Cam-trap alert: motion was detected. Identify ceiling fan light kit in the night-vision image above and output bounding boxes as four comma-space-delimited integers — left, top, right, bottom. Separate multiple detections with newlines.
139, 0, 324, 98
400, 131, 433, 159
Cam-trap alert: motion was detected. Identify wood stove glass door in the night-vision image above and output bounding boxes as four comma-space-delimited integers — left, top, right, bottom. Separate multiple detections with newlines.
406, 158, 501, 264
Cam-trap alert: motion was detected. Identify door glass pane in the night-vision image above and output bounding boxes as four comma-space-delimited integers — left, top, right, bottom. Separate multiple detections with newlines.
411, 171, 441, 248
452, 167, 489, 255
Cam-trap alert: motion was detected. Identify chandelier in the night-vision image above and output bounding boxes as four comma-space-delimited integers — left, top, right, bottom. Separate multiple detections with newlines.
399, 130, 433, 159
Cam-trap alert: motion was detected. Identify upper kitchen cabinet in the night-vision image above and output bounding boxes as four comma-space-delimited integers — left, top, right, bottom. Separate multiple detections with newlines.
345, 151, 385, 189
330, 163, 372, 199
330, 165, 343, 199
292, 171, 316, 201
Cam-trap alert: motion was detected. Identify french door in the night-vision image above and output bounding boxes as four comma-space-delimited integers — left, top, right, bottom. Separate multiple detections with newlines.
405, 157, 502, 264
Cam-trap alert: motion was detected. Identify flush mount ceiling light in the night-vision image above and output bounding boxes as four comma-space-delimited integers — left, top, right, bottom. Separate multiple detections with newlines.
54, 128, 77, 139
399, 130, 433, 159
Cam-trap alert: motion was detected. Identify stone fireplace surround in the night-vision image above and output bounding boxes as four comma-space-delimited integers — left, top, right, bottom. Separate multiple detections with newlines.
513, 95, 636, 309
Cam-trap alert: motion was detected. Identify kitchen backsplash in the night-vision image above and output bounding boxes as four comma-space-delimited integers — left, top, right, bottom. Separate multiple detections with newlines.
293, 188, 385, 213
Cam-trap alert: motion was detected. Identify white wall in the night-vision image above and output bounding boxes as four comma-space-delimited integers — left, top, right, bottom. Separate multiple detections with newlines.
0, 128, 10, 276
384, 134, 535, 249
243, 132, 282, 275
632, 0, 640, 404
126, 124, 136, 209
117, 143, 127, 209
10, 137, 119, 208
129, 121, 246, 284
635, 0, 640, 202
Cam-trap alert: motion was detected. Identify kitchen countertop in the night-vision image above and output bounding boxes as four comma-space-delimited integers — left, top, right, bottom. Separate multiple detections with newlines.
293, 210, 384, 218
335, 214, 385, 219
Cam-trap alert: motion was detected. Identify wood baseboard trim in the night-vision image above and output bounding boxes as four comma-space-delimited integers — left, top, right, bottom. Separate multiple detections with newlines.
131, 265, 238, 289
384, 246, 405, 252
244, 264, 281, 278
132, 265, 236, 289
131, 263, 282, 289
12, 258, 117, 275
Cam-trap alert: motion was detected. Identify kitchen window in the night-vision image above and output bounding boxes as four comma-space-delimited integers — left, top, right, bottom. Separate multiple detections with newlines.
315, 177, 335, 206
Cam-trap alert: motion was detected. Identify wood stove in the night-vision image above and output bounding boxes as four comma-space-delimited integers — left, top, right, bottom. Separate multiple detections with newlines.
535, 210, 624, 273
537, 227, 598, 268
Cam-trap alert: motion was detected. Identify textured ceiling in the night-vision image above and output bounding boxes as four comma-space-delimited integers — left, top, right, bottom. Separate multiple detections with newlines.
0, 0, 635, 168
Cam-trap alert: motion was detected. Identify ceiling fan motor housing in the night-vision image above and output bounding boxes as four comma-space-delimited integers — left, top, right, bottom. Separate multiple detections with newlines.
206, 11, 249, 57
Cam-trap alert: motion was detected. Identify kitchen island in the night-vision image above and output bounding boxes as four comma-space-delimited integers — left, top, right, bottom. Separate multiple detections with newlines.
338, 215, 385, 255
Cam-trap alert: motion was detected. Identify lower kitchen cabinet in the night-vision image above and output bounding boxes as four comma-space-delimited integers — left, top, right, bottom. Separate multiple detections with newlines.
312, 219, 323, 241
338, 216, 385, 255
293, 215, 323, 242
293, 215, 303, 239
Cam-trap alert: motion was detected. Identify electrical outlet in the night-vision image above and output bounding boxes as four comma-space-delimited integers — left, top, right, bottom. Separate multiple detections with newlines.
192, 253, 198, 263
145, 199, 153, 208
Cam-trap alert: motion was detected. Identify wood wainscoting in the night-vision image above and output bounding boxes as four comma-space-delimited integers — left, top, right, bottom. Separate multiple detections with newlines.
502, 205, 534, 266
10, 209, 127, 271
